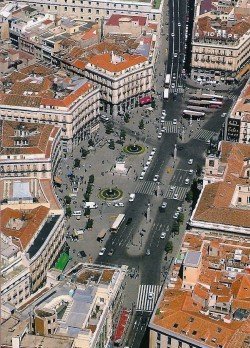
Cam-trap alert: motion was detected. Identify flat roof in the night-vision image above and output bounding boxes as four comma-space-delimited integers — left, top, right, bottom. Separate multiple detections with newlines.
183, 251, 201, 267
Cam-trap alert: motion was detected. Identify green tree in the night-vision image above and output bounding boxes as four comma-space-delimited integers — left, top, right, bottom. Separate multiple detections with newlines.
64, 195, 71, 205
86, 218, 93, 229
165, 241, 173, 254
65, 206, 72, 217
177, 212, 185, 224
196, 164, 202, 177
120, 129, 126, 140
124, 114, 130, 123
172, 221, 179, 234
151, 99, 156, 108
80, 147, 88, 158
88, 174, 94, 184
74, 158, 80, 168
84, 207, 91, 217
109, 139, 115, 150
186, 190, 193, 202
86, 184, 92, 195
84, 192, 90, 201
88, 138, 95, 147
105, 122, 114, 134
139, 119, 144, 130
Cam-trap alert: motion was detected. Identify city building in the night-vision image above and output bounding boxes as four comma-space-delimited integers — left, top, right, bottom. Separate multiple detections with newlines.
0, 47, 35, 76
191, 0, 250, 83
17, 0, 163, 22
1, 263, 128, 348
149, 231, 250, 348
1, 176, 65, 305
0, 63, 100, 151
225, 79, 250, 143
0, 121, 61, 179
190, 140, 250, 235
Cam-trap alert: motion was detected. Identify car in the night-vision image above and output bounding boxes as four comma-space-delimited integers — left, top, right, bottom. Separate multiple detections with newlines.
206, 139, 211, 145
118, 202, 124, 207
161, 116, 165, 121
173, 119, 177, 125
78, 250, 86, 258
171, 32, 175, 37
185, 178, 190, 185
189, 169, 194, 175
177, 206, 183, 212
172, 73, 176, 80
139, 174, 145, 180
178, 22, 181, 26
146, 249, 151, 256
72, 187, 78, 193
170, 185, 176, 191
153, 174, 160, 182
157, 132, 162, 139
159, 202, 167, 212
146, 160, 151, 166
173, 193, 179, 200
162, 110, 166, 116
160, 232, 166, 239
188, 159, 193, 165
99, 247, 106, 256
144, 165, 149, 171
108, 249, 115, 256
148, 155, 153, 160
174, 52, 178, 58
129, 193, 135, 202
221, 112, 227, 118
126, 217, 132, 225
171, 83, 175, 89
148, 292, 154, 300
173, 212, 179, 219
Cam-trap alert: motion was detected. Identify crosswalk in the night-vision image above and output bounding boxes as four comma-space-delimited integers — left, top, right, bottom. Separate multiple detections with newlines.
226, 91, 239, 100
193, 129, 216, 142
135, 181, 159, 195
163, 121, 178, 133
170, 87, 185, 94
164, 185, 188, 200
136, 285, 161, 312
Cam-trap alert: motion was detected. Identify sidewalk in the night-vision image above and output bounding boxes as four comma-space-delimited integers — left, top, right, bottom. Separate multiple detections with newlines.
185, 76, 232, 92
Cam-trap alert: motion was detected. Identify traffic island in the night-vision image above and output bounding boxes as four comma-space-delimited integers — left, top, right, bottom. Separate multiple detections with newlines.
99, 187, 123, 201
123, 143, 145, 155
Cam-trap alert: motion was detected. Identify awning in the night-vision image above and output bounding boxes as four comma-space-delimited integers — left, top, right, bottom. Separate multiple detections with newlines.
139, 96, 152, 105
113, 308, 130, 343
54, 176, 63, 185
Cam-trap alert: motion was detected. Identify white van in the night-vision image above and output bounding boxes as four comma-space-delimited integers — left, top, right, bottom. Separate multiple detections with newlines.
129, 193, 135, 202
72, 210, 82, 216
84, 202, 98, 209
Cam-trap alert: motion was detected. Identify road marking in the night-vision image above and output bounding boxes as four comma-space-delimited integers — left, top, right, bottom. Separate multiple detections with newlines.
164, 185, 188, 200
136, 285, 161, 312
135, 181, 159, 195
193, 129, 217, 142
163, 121, 178, 133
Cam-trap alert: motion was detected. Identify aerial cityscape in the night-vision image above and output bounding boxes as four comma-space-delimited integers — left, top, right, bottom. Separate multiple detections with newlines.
0, 0, 249, 347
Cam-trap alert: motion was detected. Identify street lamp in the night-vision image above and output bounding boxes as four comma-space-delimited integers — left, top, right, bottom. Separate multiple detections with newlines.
173, 144, 177, 160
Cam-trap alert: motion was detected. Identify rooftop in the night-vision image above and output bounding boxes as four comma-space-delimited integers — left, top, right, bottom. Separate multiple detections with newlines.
150, 231, 250, 348
0, 120, 60, 157
191, 141, 250, 231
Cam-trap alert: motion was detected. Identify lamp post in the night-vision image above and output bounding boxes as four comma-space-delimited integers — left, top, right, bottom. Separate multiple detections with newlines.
174, 144, 177, 160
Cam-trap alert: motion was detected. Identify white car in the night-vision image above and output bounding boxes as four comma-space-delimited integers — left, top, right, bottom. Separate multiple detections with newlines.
153, 174, 159, 182
146, 160, 151, 166
174, 53, 178, 58
148, 292, 154, 300
171, 83, 175, 89
178, 22, 181, 26
173, 193, 179, 200
173, 212, 179, 219
144, 165, 149, 171
162, 110, 166, 116
161, 116, 165, 121
185, 178, 190, 185
177, 206, 183, 212
189, 169, 194, 175
171, 32, 175, 37
114, 202, 124, 207
148, 155, 153, 160
139, 175, 144, 180
173, 119, 177, 125
157, 132, 162, 139
188, 159, 193, 165
160, 232, 166, 239
99, 247, 106, 256
170, 185, 176, 191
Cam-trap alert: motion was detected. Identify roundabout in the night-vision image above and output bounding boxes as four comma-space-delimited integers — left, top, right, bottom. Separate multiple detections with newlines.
99, 187, 123, 201
123, 143, 145, 155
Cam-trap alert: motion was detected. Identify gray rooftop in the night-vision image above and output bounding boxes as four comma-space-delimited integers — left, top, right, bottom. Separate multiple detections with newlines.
183, 251, 201, 267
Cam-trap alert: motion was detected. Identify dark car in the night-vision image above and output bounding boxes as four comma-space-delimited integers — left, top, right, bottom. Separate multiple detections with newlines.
108, 249, 115, 256
126, 218, 132, 225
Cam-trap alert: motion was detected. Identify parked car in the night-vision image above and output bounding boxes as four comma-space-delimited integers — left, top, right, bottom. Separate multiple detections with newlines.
108, 249, 115, 256
188, 158, 193, 165
99, 247, 106, 256
185, 178, 190, 185
160, 232, 166, 239
173, 193, 179, 200
153, 174, 160, 182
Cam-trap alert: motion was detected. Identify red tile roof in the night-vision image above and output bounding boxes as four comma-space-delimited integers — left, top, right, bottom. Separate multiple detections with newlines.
106, 14, 147, 27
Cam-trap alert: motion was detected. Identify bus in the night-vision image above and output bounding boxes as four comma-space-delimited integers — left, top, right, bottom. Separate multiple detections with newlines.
165, 74, 171, 87
201, 93, 224, 101
208, 100, 223, 108
164, 88, 169, 99
183, 109, 205, 118
188, 99, 211, 107
110, 214, 125, 232
186, 105, 207, 112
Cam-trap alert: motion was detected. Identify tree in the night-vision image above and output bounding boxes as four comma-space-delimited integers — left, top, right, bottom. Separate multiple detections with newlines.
64, 195, 71, 205
105, 122, 113, 134
109, 139, 115, 150
186, 190, 193, 202
196, 164, 202, 177
88, 138, 95, 147
86, 218, 93, 229
84, 192, 90, 201
172, 221, 179, 235
80, 147, 88, 158
120, 129, 126, 141
74, 158, 80, 168
65, 206, 72, 217
86, 184, 92, 195
139, 119, 144, 130
177, 212, 184, 224
165, 241, 173, 254
84, 207, 91, 217
151, 99, 156, 108
124, 114, 130, 123
88, 174, 94, 184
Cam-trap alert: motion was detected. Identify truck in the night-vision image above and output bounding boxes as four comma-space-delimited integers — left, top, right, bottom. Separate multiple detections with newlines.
83, 202, 98, 209
163, 88, 169, 99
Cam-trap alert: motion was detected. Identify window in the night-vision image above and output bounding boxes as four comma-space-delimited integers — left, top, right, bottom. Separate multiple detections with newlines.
157, 343, 160, 348
178, 343, 182, 348
167, 336, 171, 344
209, 160, 214, 167
88, 8, 91, 12
157, 332, 161, 341
247, 197, 250, 204
238, 197, 242, 203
